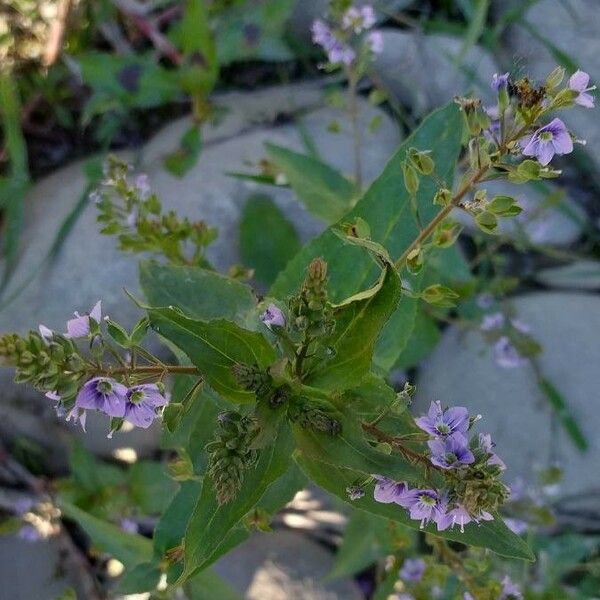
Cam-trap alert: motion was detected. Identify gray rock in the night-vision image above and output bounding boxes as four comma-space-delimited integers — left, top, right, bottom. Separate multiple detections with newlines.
452, 179, 585, 246
536, 260, 600, 290
0, 80, 400, 459
372, 30, 499, 114
506, 0, 600, 170
213, 530, 362, 600
414, 292, 600, 506
0, 536, 79, 600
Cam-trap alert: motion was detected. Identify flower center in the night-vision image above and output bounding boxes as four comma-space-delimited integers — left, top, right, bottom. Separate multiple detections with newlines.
539, 131, 553, 142
129, 390, 144, 404
435, 422, 450, 435
97, 380, 113, 394
419, 493, 437, 507
445, 452, 458, 464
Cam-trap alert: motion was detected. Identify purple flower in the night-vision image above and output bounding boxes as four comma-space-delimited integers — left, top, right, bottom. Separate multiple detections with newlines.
14, 498, 34, 515
478, 433, 506, 471
398, 488, 448, 529
343, 6, 376, 33
120, 518, 139, 534
510, 319, 530, 334
505, 518, 528, 535
438, 504, 493, 533
38, 324, 53, 341
428, 433, 475, 469
75, 377, 127, 418
399, 558, 426, 583
476, 293, 495, 310
260, 303, 286, 328
491, 72, 510, 91
499, 576, 523, 600
327, 41, 356, 65
373, 476, 408, 504
493, 336, 527, 368
134, 173, 151, 200
520, 118, 573, 166
480, 312, 505, 331
66, 406, 87, 431
416, 401, 469, 438
124, 383, 168, 428
17, 525, 41, 543
509, 477, 526, 502
311, 19, 332, 46
66, 301, 102, 338
366, 31, 384, 54
569, 70, 595, 108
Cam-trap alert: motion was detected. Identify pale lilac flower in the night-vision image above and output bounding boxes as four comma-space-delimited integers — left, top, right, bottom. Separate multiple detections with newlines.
569, 70, 595, 108
66, 406, 87, 431
521, 118, 573, 166
38, 324, 53, 341
14, 498, 34, 515
439, 504, 493, 533
399, 558, 426, 583
89, 190, 102, 205
327, 41, 356, 65
366, 31, 384, 54
499, 576, 523, 600
416, 401, 469, 437
126, 207, 138, 229
428, 433, 475, 469
260, 304, 286, 328
509, 477, 526, 502
481, 312, 505, 331
476, 293, 495, 310
124, 383, 168, 428
120, 518, 139, 534
464, 593, 475, 600
398, 488, 448, 529
343, 5, 376, 33
373, 476, 408, 504
66, 301, 102, 338
134, 174, 151, 200
505, 518, 528, 535
75, 377, 127, 418
491, 72, 509, 91
479, 433, 506, 471
311, 19, 332, 47
17, 525, 41, 543
493, 336, 527, 368
510, 319, 530, 334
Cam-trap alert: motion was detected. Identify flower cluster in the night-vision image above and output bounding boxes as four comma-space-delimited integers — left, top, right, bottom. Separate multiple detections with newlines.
373, 402, 508, 532
311, 4, 382, 67
71, 378, 168, 431
479, 311, 539, 369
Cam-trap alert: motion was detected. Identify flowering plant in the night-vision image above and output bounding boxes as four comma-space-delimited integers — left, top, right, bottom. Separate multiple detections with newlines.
1, 3, 595, 596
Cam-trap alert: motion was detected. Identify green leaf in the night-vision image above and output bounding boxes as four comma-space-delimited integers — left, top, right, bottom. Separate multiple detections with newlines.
305, 265, 401, 391
140, 261, 256, 327
117, 562, 161, 595
59, 501, 152, 569
293, 410, 423, 484
294, 454, 535, 561
328, 510, 392, 579
538, 376, 587, 451
240, 195, 301, 287
184, 568, 244, 600
271, 104, 464, 300
147, 308, 276, 403
164, 126, 203, 178
180, 423, 294, 582
128, 461, 178, 514
265, 143, 358, 224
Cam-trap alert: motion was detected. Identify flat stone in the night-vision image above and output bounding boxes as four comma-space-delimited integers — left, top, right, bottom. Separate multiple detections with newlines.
0, 80, 400, 460
536, 260, 600, 290
372, 30, 499, 114
0, 535, 79, 600
213, 530, 362, 600
452, 179, 585, 246
506, 0, 600, 171
414, 292, 600, 507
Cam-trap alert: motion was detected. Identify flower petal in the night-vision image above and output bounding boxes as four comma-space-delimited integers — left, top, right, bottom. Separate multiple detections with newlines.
569, 70, 590, 92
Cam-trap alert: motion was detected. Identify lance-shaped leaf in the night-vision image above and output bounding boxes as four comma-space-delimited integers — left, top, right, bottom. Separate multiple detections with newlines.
305, 264, 401, 391
265, 142, 358, 223
179, 422, 294, 583
294, 453, 535, 562
148, 308, 277, 403
140, 262, 256, 327
293, 409, 423, 485
271, 104, 465, 371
